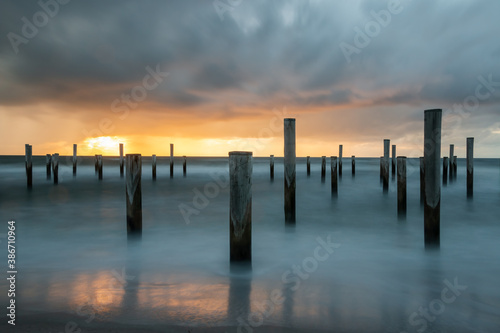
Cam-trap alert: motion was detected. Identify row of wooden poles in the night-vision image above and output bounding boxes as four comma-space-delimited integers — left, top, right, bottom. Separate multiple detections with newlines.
24, 110, 474, 262
24, 143, 187, 186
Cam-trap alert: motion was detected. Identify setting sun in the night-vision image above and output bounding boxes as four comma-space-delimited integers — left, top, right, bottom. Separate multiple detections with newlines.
84, 136, 126, 155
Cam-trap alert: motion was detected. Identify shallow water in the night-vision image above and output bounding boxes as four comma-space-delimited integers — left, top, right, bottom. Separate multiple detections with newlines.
0, 156, 499, 332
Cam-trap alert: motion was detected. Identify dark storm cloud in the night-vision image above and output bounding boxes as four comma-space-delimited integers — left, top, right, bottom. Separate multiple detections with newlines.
1, 0, 499, 122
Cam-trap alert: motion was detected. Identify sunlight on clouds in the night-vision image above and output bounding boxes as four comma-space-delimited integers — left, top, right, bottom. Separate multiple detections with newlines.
84, 136, 126, 155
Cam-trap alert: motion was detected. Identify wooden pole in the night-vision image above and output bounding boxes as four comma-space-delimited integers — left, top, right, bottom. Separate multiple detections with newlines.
392, 145, 396, 176
321, 156, 326, 182
424, 109, 442, 248
331, 156, 338, 196
97, 155, 103, 180
383, 139, 390, 192
25, 144, 32, 188
95, 154, 98, 174
284, 118, 296, 224
170, 143, 174, 178
73, 144, 77, 176
449, 144, 454, 182
270, 155, 274, 180
229, 151, 252, 262
420, 156, 425, 205
453, 156, 457, 179
467, 137, 474, 198
126, 154, 142, 235
443, 157, 448, 185
119, 143, 124, 177
52, 153, 59, 184
351, 155, 355, 175
152, 154, 157, 180
46, 154, 51, 179
397, 156, 407, 217
306, 156, 311, 176
339, 145, 343, 176
183, 156, 187, 177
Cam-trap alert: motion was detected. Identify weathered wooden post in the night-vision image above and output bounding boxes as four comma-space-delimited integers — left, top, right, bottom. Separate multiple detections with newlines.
152, 154, 157, 180
339, 145, 343, 176
392, 145, 396, 176
270, 155, 274, 180
321, 156, 326, 182
351, 156, 355, 175
170, 143, 174, 178
331, 156, 338, 196
46, 154, 52, 179
119, 143, 124, 177
424, 109, 442, 248
449, 144, 454, 181
284, 118, 296, 224
467, 137, 474, 197
52, 153, 59, 184
420, 156, 425, 205
25, 144, 32, 188
383, 139, 390, 192
72, 144, 77, 176
95, 155, 98, 174
126, 154, 142, 235
97, 155, 103, 180
229, 151, 252, 262
183, 156, 187, 177
306, 156, 311, 176
397, 156, 407, 217
443, 157, 448, 185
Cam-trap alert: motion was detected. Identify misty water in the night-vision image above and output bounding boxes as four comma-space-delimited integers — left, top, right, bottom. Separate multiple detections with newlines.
0, 156, 499, 332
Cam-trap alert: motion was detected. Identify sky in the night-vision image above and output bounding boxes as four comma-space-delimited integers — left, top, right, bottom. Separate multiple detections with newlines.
0, 0, 499, 157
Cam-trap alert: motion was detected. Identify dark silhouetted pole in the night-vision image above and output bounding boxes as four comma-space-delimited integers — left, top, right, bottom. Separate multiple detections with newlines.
352, 155, 355, 175
453, 156, 457, 179
420, 156, 424, 205
97, 155, 103, 180
46, 154, 51, 179
306, 156, 310, 176
284, 118, 296, 224
424, 109, 442, 248
73, 144, 77, 176
321, 156, 326, 182
270, 155, 274, 180
52, 153, 59, 184
183, 156, 187, 177
25, 144, 32, 188
392, 145, 396, 176
339, 145, 343, 177
467, 137, 474, 198
95, 155, 98, 174
331, 156, 338, 196
170, 143, 174, 178
126, 154, 142, 235
397, 156, 407, 218
229, 151, 252, 262
152, 154, 157, 180
443, 157, 448, 185
449, 144, 454, 181
119, 143, 124, 177
383, 139, 390, 192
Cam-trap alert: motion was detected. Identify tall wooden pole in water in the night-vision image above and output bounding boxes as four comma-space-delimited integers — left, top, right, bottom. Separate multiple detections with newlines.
46, 154, 51, 179
152, 154, 157, 180
420, 157, 425, 205
52, 153, 59, 184
424, 109, 442, 248
392, 145, 396, 176
25, 144, 32, 188
183, 156, 187, 177
97, 155, 103, 180
397, 156, 407, 217
321, 156, 326, 182
170, 143, 174, 178
126, 154, 142, 235
449, 144, 454, 181
270, 155, 274, 180
331, 156, 338, 196
229, 152, 252, 262
306, 156, 311, 176
339, 145, 343, 176
284, 118, 296, 224
119, 143, 124, 177
72, 144, 77, 176
383, 139, 390, 192
351, 156, 355, 175
443, 157, 448, 185
467, 137, 474, 197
